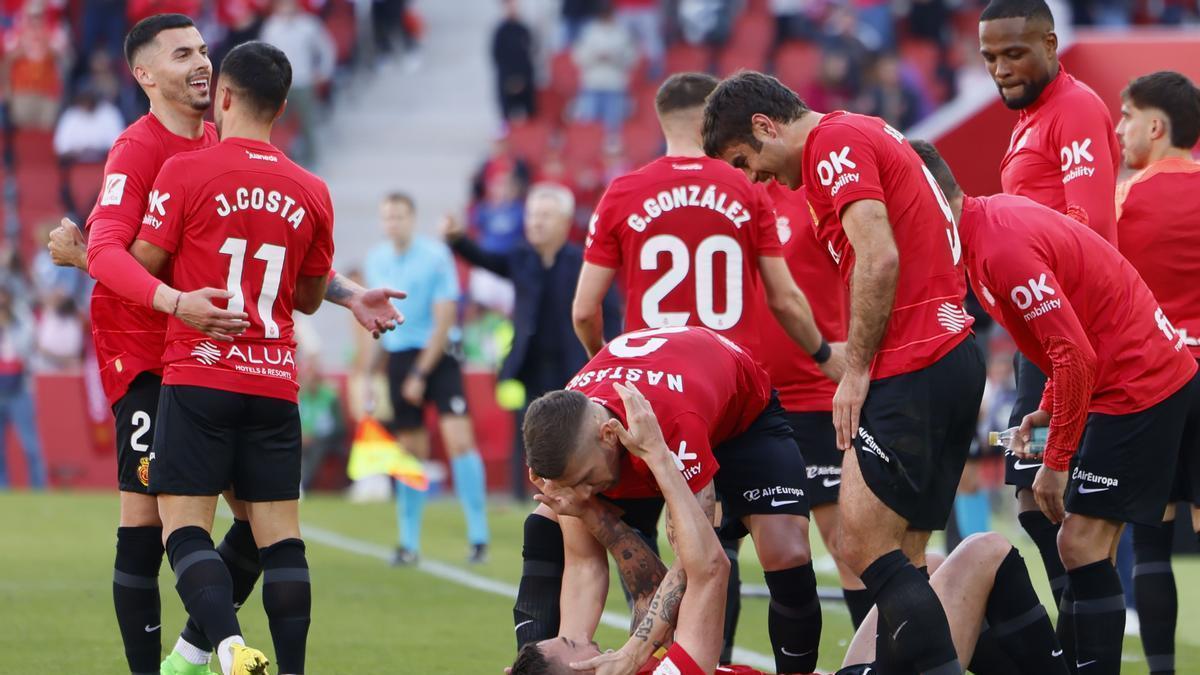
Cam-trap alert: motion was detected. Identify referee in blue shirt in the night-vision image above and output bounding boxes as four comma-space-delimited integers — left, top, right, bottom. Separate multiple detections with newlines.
365, 192, 490, 565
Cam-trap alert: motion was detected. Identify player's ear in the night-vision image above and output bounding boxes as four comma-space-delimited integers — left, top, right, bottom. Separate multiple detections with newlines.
1042, 29, 1058, 60
132, 64, 153, 88
750, 112, 776, 141
1151, 115, 1167, 142
222, 85, 234, 112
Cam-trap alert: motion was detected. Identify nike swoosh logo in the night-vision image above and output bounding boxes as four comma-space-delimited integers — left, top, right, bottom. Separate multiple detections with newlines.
822, 478, 841, 488
891, 620, 909, 641
1013, 460, 1042, 470
1077, 660, 1098, 668
771, 498, 799, 507
1052, 649, 1063, 657
779, 647, 813, 657
1078, 486, 1110, 494
144, 624, 161, 632
514, 620, 534, 632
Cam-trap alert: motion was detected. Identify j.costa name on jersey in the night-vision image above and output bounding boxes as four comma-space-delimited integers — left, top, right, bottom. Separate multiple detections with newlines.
213, 187, 308, 228
623, 184, 752, 232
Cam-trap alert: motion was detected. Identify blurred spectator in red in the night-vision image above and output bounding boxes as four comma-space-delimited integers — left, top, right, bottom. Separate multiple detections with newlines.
0, 286, 46, 491
492, 0, 536, 122
126, 0, 202, 25
53, 87, 124, 162
863, 53, 927, 131
561, 0, 602, 47
471, 168, 526, 255
676, 0, 736, 45
572, 5, 636, 133
472, 136, 531, 204
3, 2, 70, 130
615, 0, 663, 76
260, 0, 336, 166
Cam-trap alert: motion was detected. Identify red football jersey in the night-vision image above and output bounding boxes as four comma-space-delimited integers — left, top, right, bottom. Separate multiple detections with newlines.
137, 138, 335, 402
960, 194, 1196, 467
565, 326, 772, 499
1116, 157, 1200, 358
639, 646, 762, 675
1000, 68, 1120, 243
85, 114, 218, 405
584, 155, 782, 355
802, 111, 972, 379
757, 182, 845, 412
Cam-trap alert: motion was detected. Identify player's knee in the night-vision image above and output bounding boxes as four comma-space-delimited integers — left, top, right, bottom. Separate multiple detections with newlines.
958, 532, 1012, 565
223, 492, 249, 520
759, 537, 811, 571
118, 492, 162, 528
1056, 520, 1107, 569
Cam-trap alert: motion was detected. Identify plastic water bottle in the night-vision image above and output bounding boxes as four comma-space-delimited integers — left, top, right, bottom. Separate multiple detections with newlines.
989, 426, 1049, 455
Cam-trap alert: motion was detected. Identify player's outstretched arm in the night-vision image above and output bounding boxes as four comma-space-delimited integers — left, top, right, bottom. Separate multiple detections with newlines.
322, 271, 407, 339
834, 198, 899, 450
573, 263, 617, 358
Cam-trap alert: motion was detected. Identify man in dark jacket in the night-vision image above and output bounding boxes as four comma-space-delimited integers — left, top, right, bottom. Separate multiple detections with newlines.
445, 182, 622, 497
491, 0, 536, 121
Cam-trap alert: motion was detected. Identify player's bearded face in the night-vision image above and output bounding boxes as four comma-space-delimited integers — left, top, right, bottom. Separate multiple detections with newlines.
719, 138, 797, 189
979, 18, 1055, 110
148, 27, 212, 112
1116, 102, 1153, 170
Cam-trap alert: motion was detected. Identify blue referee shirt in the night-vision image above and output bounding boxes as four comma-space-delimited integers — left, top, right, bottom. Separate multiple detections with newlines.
364, 235, 461, 353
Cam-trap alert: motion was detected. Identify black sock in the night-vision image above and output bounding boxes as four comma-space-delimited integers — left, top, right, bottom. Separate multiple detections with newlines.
513, 514, 563, 648
113, 526, 165, 675
968, 626, 1023, 675
166, 526, 241, 651
843, 588, 873, 630
984, 547, 1070, 674
1055, 582, 1078, 673
763, 564, 821, 674
1133, 522, 1176, 674
720, 541, 741, 665
1017, 510, 1068, 607
1068, 560, 1125, 675
181, 519, 262, 652
260, 538, 311, 674
860, 550, 961, 674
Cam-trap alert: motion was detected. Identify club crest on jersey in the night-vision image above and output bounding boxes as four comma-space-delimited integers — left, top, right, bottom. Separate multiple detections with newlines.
137, 457, 150, 487
776, 215, 792, 244
101, 173, 127, 206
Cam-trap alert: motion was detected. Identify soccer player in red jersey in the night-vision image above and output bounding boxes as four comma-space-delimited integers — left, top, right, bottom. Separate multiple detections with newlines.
126, 42, 336, 675
756, 181, 872, 626
1114, 70, 1200, 675
917, 141, 1200, 675
45, 15, 403, 675
978, 0, 1121, 597
704, 72, 984, 675
521, 326, 822, 675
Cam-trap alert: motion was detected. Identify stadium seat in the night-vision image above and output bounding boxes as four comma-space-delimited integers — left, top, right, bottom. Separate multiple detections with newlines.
627, 81, 660, 125
13, 130, 60, 257
728, 8, 774, 58
548, 51, 580, 99
718, 40, 768, 77
772, 41, 821, 94
65, 161, 105, 220
664, 43, 711, 75
505, 119, 554, 163
621, 120, 664, 167
900, 37, 947, 103
562, 121, 606, 166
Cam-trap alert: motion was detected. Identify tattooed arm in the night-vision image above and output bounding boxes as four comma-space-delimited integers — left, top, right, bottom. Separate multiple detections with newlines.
579, 500, 669, 631
323, 271, 407, 339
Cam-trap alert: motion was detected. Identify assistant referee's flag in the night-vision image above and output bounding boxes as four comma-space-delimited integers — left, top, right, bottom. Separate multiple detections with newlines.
346, 417, 428, 491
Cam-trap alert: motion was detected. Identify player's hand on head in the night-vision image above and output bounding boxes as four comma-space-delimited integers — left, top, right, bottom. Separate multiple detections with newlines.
832, 367, 870, 451
820, 341, 847, 382
609, 382, 668, 462
569, 645, 638, 674
350, 286, 406, 339
1032, 465, 1067, 524
48, 217, 86, 271
1015, 410, 1051, 459
175, 288, 251, 342
531, 476, 592, 519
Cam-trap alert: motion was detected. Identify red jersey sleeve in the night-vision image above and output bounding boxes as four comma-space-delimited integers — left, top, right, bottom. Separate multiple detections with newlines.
661, 412, 718, 494
807, 123, 887, 215
135, 156, 190, 254
986, 253, 1097, 470
583, 183, 623, 268
751, 186, 782, 257
1053, 112, 1118, 244
300, 188, 335, 277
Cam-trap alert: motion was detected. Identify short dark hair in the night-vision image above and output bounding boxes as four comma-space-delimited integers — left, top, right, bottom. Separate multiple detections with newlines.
219, 41, 292, 121
382, 192, 415, 210
979, 0, 1054, 26
523, 390, 590, 479
702, 71, 809, 158
510, 643, 556, 675
655, 72, 719, 116
910, 139, 962, 199
124, 13, 195, 67
1123, 70, 1200, 149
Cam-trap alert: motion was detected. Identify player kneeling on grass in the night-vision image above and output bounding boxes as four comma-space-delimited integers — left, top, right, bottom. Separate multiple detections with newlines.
511, 381, 737, 675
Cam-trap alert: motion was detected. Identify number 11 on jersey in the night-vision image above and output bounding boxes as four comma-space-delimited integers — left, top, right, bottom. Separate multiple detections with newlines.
219, 237, 286, 339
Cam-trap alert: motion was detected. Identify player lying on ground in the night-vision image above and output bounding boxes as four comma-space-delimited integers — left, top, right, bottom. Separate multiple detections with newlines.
916, 139, 1200, 675
511, 381, 734, 675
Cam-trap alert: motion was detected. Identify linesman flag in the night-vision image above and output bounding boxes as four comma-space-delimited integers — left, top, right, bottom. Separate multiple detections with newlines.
346, 417, 428, 491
